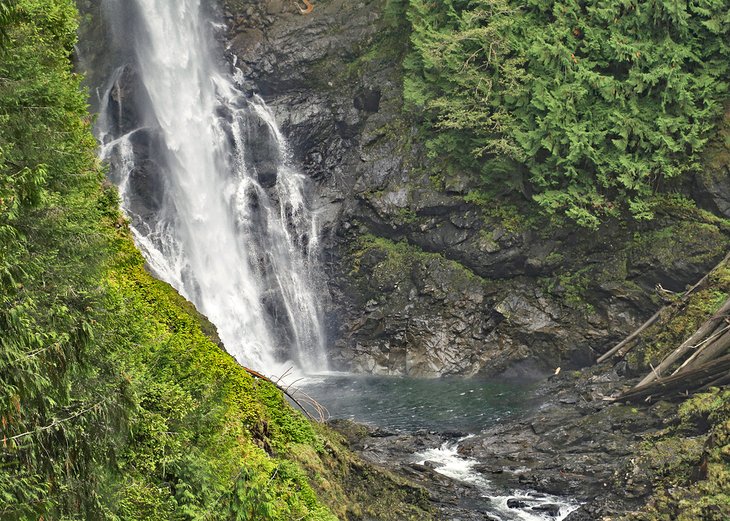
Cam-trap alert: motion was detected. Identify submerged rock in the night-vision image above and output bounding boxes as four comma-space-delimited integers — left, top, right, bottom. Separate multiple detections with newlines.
506, 498, 528, 509
532, 503, 562, 516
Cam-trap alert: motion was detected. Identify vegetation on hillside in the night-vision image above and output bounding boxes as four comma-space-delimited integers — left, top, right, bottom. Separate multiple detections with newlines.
404, 0, 730, 228
0, 1, 433, 519
620, 388, 730, 521
0, 0, 121, 514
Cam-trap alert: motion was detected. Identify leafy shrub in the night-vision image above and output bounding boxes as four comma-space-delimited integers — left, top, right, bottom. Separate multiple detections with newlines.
405, 0, 730, 227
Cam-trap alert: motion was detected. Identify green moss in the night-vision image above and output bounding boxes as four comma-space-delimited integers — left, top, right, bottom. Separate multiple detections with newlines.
351, 233, 483, 286
622, 389, 730, 521
463, 190, 542, 234
287, 425, 435, 521
100, 226, 335, 520
556, 268, 595, 314
396, 206, 419, 224
629, 218, 729, 271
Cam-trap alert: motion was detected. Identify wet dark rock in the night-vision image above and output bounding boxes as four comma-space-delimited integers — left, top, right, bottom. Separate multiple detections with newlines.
241, 112, 281, 189
532, 503, 562, 516
257, 168, 278, 189
109, 128, 168, 220
128, 160, 165, 212
693, 144, 730, 218
506, 498, 527, 509
106, 65, 148, 135
222, 0, 729, 376
354, 88, 381, 113
564, 498, 627, 521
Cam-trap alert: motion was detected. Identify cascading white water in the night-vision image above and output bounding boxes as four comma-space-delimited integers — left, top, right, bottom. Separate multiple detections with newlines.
95, 0, 328, 375
415, 438, 580, 521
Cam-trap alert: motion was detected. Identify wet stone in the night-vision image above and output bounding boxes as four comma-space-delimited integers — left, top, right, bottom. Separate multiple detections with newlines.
532, 503, 562, 517
506, 498, 528, 509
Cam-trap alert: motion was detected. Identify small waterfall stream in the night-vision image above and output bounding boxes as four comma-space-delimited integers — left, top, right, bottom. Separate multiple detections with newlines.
93, 0, 327, 375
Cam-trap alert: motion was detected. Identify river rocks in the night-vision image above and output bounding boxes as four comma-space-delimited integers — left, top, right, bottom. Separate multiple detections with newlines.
506, 498, 528, 509
532, 503, 562, 516
329, 367, 672, 520
458, 368, 673, 508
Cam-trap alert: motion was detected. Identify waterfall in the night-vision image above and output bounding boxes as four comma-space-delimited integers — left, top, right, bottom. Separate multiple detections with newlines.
92, 0, 328, 375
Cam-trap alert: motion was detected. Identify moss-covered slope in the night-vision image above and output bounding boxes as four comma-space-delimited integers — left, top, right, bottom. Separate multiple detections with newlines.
0, 1, 433, 519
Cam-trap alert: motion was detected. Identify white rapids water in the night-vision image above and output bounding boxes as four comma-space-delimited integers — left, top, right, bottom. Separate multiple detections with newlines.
415, 437, 580, 521
95, 0, 327, 377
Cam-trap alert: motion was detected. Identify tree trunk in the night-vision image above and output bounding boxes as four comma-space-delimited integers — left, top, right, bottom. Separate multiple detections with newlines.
618, 354, 730, 403
636, 297, 730, 387
597, 308, 665, 363
673, 326, 730, 373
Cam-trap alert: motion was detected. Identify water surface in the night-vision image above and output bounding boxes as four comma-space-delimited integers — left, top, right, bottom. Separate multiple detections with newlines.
298, 374, 541, 432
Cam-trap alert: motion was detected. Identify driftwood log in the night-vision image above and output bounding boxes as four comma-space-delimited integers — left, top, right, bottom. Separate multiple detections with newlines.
598, 252, 730, 364
636, 298, 730, 387
619, 354, 730, 403
605, 251, 730, 402
674, 325, 730, 373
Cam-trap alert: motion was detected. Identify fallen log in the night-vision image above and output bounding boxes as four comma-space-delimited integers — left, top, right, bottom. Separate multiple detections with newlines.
636, 297, 730, 387
672, 325, 730, 373
618, 354, 730, 403
597, 307, 665, 363
598, 252, 730, 364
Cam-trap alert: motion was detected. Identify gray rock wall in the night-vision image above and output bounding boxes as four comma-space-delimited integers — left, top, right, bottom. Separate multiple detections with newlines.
228, 0, 730, 376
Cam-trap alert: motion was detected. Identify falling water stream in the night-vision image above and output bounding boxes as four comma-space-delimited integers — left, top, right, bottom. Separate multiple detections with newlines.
93, 0, 327, 376
86, 2, 579, 519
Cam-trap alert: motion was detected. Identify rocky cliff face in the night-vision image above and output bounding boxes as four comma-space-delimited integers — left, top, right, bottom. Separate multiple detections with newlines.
222, 0, 730, 377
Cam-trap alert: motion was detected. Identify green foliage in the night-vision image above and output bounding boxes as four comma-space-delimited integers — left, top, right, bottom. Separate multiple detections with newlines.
0, 1, 128, 517
231, 466, 277, 521
0, 2, 344, 520
0, 0, 17, 45
101, 242, 334, 521
678, 387, 729, 430
405, 0, 730, 227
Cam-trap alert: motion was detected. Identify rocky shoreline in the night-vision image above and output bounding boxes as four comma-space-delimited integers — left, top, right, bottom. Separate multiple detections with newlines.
329, 366, 671, 520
